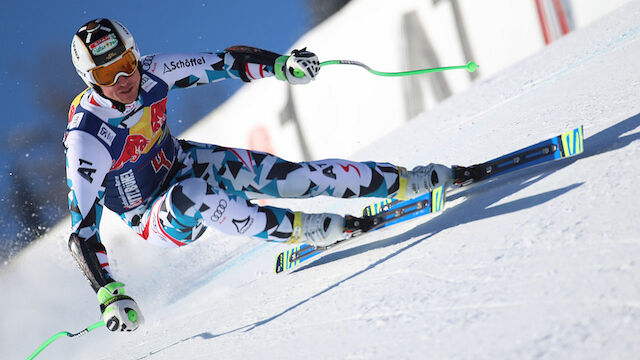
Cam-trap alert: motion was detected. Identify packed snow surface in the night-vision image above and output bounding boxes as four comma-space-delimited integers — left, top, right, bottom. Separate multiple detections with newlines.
3, 2, 640, 359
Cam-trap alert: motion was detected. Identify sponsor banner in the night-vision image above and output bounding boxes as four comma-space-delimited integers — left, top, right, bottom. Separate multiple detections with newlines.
210, 199, 227, 223
141, 74, 158, 93
141, 55, 156, 72
98, 123, 116, 146
69, 112, 84, 129
90, 34, 118, 56
114, 169, 143, 209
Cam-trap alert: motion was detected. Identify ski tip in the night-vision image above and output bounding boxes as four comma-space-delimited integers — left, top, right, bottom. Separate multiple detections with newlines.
430, 185, 446, 213
559, 125, 584, 158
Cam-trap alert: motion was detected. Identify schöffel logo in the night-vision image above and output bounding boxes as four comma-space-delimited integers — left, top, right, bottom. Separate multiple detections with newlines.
163, 56, 206, 73
232, 216, 254, 234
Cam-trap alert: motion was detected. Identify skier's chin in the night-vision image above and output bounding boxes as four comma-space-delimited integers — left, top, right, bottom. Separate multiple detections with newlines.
116, 86, 138, 104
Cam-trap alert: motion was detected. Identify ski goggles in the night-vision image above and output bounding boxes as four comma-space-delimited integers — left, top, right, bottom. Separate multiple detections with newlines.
90, 48, 138, 86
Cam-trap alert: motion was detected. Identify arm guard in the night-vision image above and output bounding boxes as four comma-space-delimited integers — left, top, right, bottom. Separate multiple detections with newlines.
224, 45, 282, 82
68, 233, 113, 293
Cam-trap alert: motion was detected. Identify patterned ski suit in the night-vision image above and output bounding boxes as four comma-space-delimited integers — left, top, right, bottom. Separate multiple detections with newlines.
64, 47, 405, 291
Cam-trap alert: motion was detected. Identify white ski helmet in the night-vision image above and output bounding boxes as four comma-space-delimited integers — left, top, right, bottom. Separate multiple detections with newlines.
71, 18, 140, 86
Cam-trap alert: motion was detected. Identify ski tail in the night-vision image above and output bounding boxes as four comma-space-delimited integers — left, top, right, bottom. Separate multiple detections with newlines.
275, 244, 318, 273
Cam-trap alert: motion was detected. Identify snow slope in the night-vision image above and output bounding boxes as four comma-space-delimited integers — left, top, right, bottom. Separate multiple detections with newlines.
4, 1, 640, 359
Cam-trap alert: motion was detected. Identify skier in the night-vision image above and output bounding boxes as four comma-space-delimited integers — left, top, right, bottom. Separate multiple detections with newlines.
65, 18, 452, 332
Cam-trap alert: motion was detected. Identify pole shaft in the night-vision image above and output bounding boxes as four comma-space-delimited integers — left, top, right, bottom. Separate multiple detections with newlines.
319, 60, 477, 77
27, 321, 105, 360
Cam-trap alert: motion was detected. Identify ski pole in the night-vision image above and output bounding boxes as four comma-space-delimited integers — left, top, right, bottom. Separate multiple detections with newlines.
320, 59, 478, 77
293, 60, 478, 78
26, 321, 105, 360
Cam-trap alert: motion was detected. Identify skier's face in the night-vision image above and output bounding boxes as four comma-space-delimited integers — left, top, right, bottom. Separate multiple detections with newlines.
98, 67, 141, 104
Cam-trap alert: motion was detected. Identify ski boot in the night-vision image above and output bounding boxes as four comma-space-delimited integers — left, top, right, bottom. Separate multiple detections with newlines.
290, 212, 347, 247
398, 163, 452, 200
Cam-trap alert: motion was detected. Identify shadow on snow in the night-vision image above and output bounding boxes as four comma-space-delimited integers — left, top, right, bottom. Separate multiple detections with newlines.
137, 113, 640, 358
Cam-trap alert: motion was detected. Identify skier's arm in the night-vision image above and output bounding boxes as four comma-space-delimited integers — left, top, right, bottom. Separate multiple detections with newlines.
222, 46, 320, 84
143, 46, 320, 88
64, 130, 114, 292
65, 130, 145, 331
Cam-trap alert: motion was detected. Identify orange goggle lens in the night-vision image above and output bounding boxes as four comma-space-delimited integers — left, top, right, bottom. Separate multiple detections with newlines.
91, 49, 138, 86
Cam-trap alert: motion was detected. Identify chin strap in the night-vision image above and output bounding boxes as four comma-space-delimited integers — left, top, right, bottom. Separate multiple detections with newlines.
91, 84, 126, 112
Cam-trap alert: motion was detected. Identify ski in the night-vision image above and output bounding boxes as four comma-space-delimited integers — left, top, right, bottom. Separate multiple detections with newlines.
452, 125, 584, 186
274, 185, 446, 274
274, 125, 584, 274
357, 125, 584, 225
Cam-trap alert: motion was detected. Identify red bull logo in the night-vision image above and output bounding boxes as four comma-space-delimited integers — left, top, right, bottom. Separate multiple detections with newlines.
112, 134, 150, 170
111, 98, 168, 170
150, 97, 166, 131
68, 104, 76, 123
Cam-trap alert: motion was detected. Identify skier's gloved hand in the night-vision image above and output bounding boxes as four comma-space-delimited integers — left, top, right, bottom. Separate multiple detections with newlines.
97, 282, 144, 332
275, 48, 320, 85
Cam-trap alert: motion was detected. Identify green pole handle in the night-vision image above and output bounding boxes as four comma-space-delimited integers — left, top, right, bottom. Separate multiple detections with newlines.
316, 59, 478, 77
26, 321, 105, 360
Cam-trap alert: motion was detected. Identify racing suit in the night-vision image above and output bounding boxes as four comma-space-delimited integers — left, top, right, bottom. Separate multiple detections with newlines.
64, 46, 404, 291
